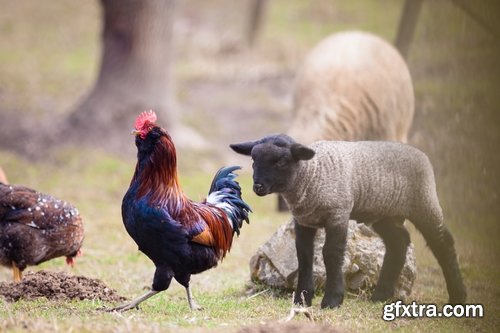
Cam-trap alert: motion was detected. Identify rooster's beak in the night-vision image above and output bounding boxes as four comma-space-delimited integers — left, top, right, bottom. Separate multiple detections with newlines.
131, 129, 140, 136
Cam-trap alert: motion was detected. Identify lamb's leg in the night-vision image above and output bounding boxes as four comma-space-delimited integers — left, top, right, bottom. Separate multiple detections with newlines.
321, 220, 348, 309
412, 214, 466, 303
294, 220, 317, 306
371, 218, 410, 302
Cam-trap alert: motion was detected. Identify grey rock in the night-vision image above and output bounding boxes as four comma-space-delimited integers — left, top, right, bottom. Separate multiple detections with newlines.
250, 220, 416, 298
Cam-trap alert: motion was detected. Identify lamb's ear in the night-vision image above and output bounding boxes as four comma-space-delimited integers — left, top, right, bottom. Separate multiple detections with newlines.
230, 141, 257, 156
291, 144, 315, 161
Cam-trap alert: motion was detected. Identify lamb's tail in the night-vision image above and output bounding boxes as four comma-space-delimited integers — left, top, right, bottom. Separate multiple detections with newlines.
206, 166, 251, 236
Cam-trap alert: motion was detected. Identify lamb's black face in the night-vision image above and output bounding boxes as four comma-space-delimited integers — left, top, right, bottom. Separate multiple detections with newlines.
250, 143, 295, 195
230, 134, 315, 196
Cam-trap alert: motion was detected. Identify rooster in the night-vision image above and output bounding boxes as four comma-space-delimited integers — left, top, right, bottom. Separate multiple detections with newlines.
111, 110, 251, 312
0, 173, 83, 282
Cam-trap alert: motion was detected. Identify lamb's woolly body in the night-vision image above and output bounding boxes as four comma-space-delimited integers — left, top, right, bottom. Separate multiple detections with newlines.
282, 141, 441, 228
288, 31, 414, 144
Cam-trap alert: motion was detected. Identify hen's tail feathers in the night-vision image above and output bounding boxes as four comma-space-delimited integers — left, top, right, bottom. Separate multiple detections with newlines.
207, 166, 251, 236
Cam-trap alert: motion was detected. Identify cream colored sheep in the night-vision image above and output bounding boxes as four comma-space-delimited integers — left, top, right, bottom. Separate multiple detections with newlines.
288, 31, 414, 144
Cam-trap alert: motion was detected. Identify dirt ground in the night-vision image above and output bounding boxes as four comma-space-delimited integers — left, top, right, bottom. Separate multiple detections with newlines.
0, 270, 126, 303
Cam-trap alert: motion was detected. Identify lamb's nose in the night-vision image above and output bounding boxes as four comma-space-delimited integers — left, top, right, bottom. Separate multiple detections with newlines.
253, 183, 264, 194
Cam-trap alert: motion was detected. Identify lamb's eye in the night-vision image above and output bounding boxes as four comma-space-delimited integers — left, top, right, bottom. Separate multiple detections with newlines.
276, 159, 287, 168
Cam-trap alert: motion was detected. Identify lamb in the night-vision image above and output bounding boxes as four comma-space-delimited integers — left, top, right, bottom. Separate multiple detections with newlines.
230, 134, 466, 309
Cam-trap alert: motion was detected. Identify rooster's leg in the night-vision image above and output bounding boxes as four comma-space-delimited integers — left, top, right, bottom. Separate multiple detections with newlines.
12, 262, 22, 283
174, 272, 202, 311
107, 290, 159, 312
186, 286, 203, 311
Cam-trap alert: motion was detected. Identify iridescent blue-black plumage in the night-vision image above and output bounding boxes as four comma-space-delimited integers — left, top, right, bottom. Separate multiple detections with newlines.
206, 166, 251, 236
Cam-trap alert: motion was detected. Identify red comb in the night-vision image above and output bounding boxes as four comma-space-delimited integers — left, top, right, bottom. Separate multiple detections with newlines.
135, 110, 157, 130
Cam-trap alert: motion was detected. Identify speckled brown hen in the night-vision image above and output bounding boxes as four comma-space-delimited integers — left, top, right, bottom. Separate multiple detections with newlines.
0, 182, 84, 282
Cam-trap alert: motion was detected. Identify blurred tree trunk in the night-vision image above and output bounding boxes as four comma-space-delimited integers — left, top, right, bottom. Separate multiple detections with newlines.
65, 0, 177, 147
394, 0, 423, 59
246, 0, 267, 47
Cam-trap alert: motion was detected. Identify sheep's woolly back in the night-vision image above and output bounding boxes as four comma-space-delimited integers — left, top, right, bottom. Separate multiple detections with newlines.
288, 31, 414, 144
282, 141, 442, 228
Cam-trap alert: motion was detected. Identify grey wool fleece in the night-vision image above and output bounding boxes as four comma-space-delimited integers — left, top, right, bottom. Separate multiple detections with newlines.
281, 140, 443, 229
230, 134, 466, 304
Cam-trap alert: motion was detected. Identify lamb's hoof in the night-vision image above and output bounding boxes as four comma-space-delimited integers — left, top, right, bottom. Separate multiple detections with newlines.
321, 293, 343, 309
371, 284, 394, 303
448, 288, 467, 305
293, 290, 313, 307
371, 290, 392, 303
